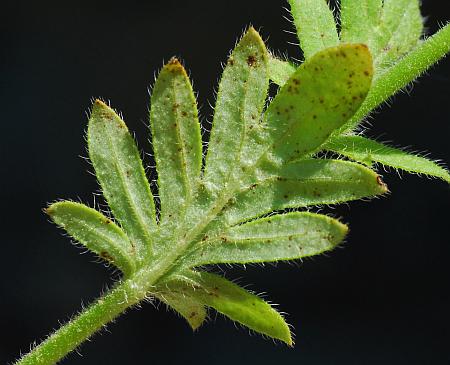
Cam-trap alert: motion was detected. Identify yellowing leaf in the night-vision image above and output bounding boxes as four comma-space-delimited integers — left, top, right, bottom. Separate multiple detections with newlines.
261, 44, 373, 165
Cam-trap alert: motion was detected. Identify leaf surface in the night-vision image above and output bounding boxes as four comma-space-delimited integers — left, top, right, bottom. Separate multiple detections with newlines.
328, 135, 450, 182
168, 272, 292, 345
187, 212, 347, 266
376, 0, 423, 70
46, 201, 135, 276
154, 291, 207, 330
88, 100, 156, 262
288, 0, 339, 59
220, 159, 387, 226
203, 28, 269, 194
340, 0, 384, 57
261, 44, 373, 166
268, 55, 297, 87
150, 59, 202, 222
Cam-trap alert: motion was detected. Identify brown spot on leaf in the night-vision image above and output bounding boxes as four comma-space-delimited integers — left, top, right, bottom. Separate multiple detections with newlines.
247, 55, 258, 67
99, 251, 114, 262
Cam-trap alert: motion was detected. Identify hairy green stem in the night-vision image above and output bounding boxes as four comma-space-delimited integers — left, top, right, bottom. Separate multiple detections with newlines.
16, 283, 136, 365
339, 23, 450, 134
15, 266, 168, 365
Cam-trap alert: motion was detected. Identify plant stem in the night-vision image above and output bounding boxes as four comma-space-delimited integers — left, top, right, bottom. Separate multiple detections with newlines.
339, 23, 450, 134
15, 277, 148, 365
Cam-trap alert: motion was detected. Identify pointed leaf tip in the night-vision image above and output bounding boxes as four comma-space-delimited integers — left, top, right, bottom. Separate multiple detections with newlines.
164, 57, 187, 75
46, 201, 136, 276
150, 55, 202, 224
170, 272, 293, 345
88, 99, 157, 260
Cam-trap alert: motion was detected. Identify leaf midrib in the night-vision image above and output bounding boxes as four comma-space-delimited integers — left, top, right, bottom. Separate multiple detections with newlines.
171, 76, 193, 203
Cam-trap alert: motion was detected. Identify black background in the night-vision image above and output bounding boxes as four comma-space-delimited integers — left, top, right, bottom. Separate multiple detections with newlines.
1, 1, 449, 364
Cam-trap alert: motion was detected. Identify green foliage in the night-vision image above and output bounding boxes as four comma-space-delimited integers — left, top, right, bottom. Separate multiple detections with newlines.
270, 0, 450, 181
340, 0, 423, 72
288, 0, 339, 59
150, 58, 202, 223
16, 1, 450, 364
328, 135, 450, 182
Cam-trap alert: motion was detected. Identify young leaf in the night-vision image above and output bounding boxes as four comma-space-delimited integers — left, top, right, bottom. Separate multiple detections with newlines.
88, 100, 156, 262
288, 0, 339, 59
150, 58, 202, 222
260, 44, 373, 166
154, 291, 207, 330
376, 0, 423, 70
166, 272, 292, 345
203, 27, 269, 194
340, 0, 384, 57
328, 135, 450, 183
185, 212, 347, 267
46, 201, 136, 276
268, 54, 297, 86
218, 159, 387, 226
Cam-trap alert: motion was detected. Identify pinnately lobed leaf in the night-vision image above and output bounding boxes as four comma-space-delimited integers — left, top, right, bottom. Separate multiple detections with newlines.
15, 2, 450, 363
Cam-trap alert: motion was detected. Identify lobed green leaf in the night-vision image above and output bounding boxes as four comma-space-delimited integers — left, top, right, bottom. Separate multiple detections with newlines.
219, 159, 387, 226
46, 201, 136, 276
203, 27, 269, 194
187, 212, 348, 267
328, 135, 450, 183
261, 44, 373, 166
288, 0, 339, 59
88, 100, 156, 263
150, 58, 202, 223
168, 272, 292, 345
